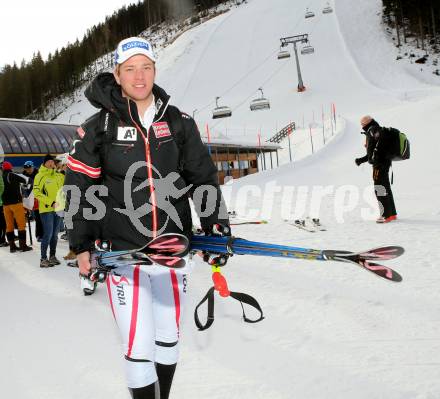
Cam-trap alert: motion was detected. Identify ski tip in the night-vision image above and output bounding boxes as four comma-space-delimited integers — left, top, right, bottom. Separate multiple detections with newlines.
360, 245, 405, 260
384, 245, 405, 256
362, 260, 403, 283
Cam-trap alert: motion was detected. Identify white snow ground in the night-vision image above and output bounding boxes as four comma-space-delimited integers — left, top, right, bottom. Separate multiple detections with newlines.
2, 0, 440, 398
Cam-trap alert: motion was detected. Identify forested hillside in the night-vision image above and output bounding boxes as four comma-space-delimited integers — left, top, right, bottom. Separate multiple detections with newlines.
0, 0, 228, 120
382, 0, 440, 51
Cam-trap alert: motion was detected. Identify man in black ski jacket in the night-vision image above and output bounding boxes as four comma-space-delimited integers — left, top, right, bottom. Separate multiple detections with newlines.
64, 36, 230, 399
1, 161, 32, 252
355, 115, 397, 223
22, 160, 43, 241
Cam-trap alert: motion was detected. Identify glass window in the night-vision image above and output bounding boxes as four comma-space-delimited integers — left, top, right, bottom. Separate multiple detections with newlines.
18, 124, 42, 153
2, 126, 22, 153
45, 126, 64, 153
29, 129, 49, 153
0, 125, 12, 153
49, 125, 75, 152
6, 122, 31, 153
63, 128, 75, 149
239, 160, 249, 169
56, 127, 72, 152
35, 128, 57, 153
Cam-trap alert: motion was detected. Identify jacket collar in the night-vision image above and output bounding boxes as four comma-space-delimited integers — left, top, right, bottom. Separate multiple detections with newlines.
39, 165, 55, 175
85, 73, 171, 127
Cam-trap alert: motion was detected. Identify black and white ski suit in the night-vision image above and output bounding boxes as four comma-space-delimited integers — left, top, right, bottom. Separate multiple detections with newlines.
65, 72, 229, 389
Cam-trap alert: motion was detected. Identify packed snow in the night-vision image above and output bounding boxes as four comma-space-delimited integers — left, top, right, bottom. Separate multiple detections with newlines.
2, 0, 440, 398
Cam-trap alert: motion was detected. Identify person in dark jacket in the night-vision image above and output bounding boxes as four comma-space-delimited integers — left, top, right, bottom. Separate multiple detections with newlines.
0, 169, 8, 247
355, 115, 397, 223
22, 160, 44, 241
65, 36, 229, 399
1, 161, 32, 252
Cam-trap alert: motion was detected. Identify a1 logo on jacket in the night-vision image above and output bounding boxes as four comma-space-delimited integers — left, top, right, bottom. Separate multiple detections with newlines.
117, 127, 137, 141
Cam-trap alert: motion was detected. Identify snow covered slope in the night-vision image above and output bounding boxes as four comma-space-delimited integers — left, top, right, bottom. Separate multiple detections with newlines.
2, 0, 440, 398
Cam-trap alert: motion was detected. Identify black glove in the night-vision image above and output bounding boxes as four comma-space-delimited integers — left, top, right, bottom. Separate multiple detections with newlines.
202, 223, 231, 266
355, 158, 363, 166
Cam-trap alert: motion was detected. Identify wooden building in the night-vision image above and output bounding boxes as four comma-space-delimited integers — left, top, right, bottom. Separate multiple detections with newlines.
205, 138, 281, 184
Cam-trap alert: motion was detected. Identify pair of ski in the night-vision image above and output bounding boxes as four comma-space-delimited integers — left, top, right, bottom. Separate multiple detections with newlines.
227, 211, 268, 226
92, 233, 403, 283
285, 218, 326, 232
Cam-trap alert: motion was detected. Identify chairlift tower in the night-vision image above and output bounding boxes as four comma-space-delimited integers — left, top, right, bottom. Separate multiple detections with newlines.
280, 34, 310, 92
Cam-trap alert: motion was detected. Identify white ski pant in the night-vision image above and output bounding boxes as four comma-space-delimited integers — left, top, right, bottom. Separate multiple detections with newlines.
106, 260, 191, 388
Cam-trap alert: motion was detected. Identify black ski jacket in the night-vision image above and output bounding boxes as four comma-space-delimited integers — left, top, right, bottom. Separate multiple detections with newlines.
2, 170, 27, 206
357, 122, 393, 168
65, 73, 228, 254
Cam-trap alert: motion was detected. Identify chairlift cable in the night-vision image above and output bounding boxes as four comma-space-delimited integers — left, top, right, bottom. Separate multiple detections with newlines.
193, 1, 312, 115
210, 61, 290, 129
195, 0, 333, 121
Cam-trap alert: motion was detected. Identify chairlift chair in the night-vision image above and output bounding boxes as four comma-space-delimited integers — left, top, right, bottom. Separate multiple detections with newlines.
322, 4, 333, 14
305, 9, 315, 18
301, 44, 315, 55
212, 97, 232, 119
250, 88, 270, 111
277, 49, 291, 59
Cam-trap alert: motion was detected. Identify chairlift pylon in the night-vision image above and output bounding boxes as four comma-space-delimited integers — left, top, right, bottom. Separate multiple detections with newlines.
250, 88, 270, 111
305, 8, 315, 18
212, 96, 232, 119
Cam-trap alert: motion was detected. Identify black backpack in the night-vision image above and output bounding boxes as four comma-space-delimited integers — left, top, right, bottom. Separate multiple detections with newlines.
384, 127, 410, 161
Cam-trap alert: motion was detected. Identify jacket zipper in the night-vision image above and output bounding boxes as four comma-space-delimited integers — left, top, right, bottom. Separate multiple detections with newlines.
156, 138, 173, 150
126, 98, 158, 237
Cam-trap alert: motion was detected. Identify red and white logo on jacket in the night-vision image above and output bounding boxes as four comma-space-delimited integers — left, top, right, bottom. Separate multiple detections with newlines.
152, 122, 171, 139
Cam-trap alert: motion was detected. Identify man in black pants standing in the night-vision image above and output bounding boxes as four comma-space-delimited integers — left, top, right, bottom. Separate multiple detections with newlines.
355, 115, 397, 223
0, 168, 8, 246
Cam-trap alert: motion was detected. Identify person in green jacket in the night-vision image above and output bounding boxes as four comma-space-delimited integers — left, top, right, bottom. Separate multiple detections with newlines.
33, 154, 64, 268
0, 169, 8, 246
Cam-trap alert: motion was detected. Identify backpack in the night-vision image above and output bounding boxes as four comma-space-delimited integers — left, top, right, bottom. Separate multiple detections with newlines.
384, 127, 410, 161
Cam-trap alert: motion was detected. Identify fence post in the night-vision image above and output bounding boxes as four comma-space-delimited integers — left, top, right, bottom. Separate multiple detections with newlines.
206, 123, 211, 154
288, 123, 293, 162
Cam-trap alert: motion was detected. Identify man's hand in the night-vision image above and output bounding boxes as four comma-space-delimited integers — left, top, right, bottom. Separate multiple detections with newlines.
77, 251, 92, 276
202, 223, 231, 266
